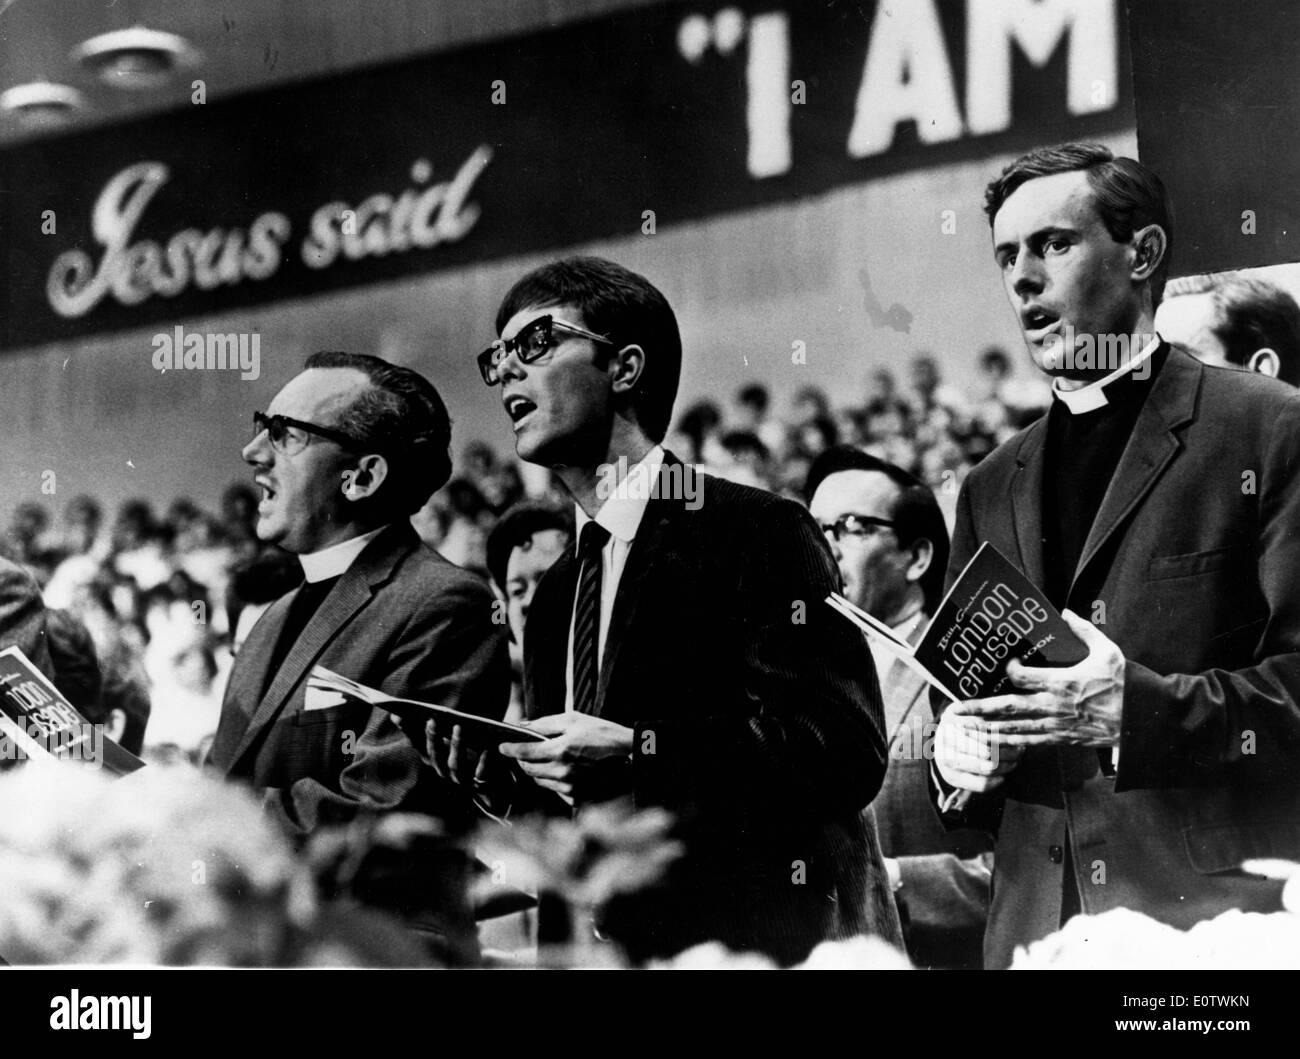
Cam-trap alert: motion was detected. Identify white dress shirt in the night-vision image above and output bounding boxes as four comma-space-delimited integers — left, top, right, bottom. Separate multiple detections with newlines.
298, 525, 388, 583
867, 608, 925, 683
564, 446, 665, 712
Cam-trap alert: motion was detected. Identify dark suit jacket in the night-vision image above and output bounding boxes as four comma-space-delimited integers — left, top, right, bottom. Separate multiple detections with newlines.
0, 556, 52, 677
870, 618, 992, 969
941, 348, 1300, 968
522, 456, 897, 965
209, 523, 510, 837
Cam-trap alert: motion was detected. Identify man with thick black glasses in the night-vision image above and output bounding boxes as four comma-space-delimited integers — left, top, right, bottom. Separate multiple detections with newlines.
428, 256, 896, 965
208, 350, 509, 964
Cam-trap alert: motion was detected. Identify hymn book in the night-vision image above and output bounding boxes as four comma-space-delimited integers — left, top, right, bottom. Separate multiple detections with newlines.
0, 646, 144, 776
827, 541, 1088, 703
306, 665, 547, 748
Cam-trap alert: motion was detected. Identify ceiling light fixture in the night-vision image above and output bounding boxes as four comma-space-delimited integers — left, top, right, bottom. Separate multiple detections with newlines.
0, 82, 85, 126
71, 26, 200, 89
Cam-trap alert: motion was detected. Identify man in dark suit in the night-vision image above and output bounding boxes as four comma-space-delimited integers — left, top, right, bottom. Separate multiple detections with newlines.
208, 351, 509, 958
431, 256, 894, 965
933, 142, 1300, 968
808, 447, 991, 969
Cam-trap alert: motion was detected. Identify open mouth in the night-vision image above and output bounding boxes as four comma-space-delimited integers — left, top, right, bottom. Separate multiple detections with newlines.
504, 394, 537, 424
255, 477, 277, 505
1022, 307, 1061, 336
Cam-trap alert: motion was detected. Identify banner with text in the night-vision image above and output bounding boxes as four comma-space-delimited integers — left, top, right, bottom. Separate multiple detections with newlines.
0, 0, 1132, 350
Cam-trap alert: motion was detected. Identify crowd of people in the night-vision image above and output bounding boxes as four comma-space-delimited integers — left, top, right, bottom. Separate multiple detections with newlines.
0, 349, 1047, 764
2, 141, 1300, 971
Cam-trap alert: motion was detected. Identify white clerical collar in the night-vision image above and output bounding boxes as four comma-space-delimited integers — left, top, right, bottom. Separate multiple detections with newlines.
1052, 335, 1162, 414
299, 525, 388, 582
575, 445, 665, 545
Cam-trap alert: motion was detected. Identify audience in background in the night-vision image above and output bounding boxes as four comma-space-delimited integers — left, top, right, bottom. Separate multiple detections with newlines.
0, 346, 1051, 765
483, 500, 575, 719
1157, 273, 1300, 387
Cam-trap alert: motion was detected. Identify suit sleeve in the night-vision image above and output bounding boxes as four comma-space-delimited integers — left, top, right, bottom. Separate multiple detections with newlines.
631, 499, 887, 821
1117, 390, 1300, 791
0, 557, 52, 678
266, 576, 511, 833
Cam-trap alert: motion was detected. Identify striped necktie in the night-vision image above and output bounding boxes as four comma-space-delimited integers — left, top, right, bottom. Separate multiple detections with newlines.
571, 521, 611, 715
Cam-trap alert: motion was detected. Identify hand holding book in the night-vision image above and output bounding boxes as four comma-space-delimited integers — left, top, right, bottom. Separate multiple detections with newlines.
826, 543, 1123, 805
949, 608, 1126, 750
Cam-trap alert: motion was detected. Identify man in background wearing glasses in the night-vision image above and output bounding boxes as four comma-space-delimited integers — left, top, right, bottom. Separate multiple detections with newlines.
807, 446, 992, 969
208, 350, 509, 964
426, 255, 897, 965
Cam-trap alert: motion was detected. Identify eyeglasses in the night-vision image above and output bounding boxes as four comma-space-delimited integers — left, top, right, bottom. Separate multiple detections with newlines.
477, 314, 615, 386
819, 514, 896, 543
251, 412, 369, 456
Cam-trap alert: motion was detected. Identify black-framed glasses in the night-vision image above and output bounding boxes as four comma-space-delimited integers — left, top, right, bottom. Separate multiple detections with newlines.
251, 412, 369, 456
477, 314, 615, 386
819, 513, 896, 543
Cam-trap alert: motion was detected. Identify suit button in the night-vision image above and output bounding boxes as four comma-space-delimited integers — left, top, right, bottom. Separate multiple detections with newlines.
1049, 845, 1064, 864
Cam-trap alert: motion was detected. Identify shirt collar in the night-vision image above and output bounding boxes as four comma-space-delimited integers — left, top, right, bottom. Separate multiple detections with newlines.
1052, 334, 1162, 414
574, 445, 665, 545
299, 525, 388, 583
892, 609, 926, 644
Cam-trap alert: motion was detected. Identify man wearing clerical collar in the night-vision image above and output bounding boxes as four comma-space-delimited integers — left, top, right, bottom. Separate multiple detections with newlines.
933, 141, 1300, 968
208, 351, 509, 963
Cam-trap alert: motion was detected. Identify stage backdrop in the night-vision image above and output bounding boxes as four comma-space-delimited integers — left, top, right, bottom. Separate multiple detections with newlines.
0, 0, 1138, 518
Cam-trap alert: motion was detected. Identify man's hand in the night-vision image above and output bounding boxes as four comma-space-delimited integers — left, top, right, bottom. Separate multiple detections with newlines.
956, 610, 1126, 749
934, 706, 1024, 792
498, 713, 635, 806
424, 718, 486, 787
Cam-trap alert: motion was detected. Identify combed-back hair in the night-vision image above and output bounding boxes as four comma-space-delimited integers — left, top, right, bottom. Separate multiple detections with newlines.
984, 141, 1174, 305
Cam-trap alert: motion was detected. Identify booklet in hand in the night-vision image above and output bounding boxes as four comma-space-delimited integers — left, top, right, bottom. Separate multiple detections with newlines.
306, 665, 547, 748
827, 541, 1088, 704
0, 646, 145, 777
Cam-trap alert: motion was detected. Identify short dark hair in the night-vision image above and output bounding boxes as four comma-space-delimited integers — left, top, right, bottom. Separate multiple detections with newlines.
720, 430, 770, 464
805, 446, 950, 614
984, 142, 1174, 305
979, 346, 1011, 375
1167, 275, 1300, 387
485, 501, 574, 595
303, 351, 454, 516
736, 383, 770, 413
494, 256, 682, 442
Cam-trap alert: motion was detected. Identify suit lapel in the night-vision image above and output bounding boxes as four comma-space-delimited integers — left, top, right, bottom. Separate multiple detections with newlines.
525, 548, 578, 718
227, 524, 413, 765
1010, 420, 1049, 590
212, 594, 291, 769
1070, 347, 1200, 597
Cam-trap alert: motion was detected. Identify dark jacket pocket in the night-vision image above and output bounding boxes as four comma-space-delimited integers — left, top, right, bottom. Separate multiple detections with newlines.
1147, 545, 1252, 582
293, 704, 355, 728
1183, 821, 1300, 874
